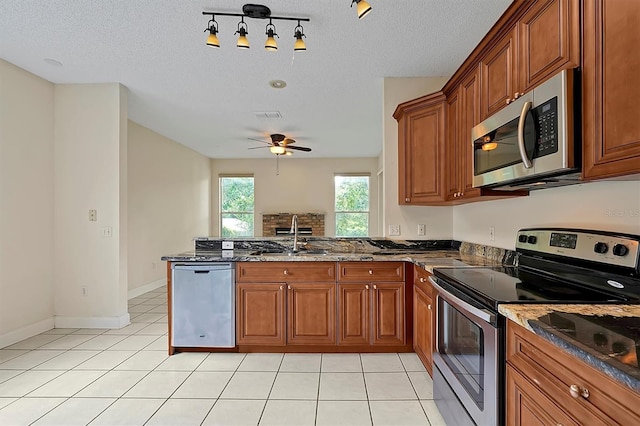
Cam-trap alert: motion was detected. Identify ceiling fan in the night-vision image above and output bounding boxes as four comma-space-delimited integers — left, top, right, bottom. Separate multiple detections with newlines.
248, 133, 312, 156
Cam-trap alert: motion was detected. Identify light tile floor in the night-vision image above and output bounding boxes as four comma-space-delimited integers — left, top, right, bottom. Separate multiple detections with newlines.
0, 286, 447, 425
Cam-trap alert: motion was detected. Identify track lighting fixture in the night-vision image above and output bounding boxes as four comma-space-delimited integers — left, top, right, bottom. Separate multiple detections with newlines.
235, 18, 250, 49
264, 20, 278, 51
294, 22, 306, 51
205, 17, 220, 48
351, 0, 372, 19
202, 4, 309, 52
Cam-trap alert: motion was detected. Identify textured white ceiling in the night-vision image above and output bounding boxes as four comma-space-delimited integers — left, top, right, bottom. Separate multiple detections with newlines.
0, 0, 511, 159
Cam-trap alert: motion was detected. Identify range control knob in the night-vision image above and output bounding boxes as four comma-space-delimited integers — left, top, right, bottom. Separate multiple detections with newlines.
613, 244, 629, 257
594, 242, 609, 254
518, 235, 528, 243
527, 235, 537, 244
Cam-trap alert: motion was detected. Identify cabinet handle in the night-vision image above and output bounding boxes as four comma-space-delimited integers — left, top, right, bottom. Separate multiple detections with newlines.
373, 284, 377, 290
428, 304, 432, 310
506, 98, 512, 105
365, 284, 369, 290
569, 384, 590, 399
280, 285, 284, 290
368, 269, 373, 275
419, 277, 426, 283
460, 192, 464, 197
288, 285, 291, 290
283, 269, 288, 275
514, 92, 522, 99
405, 198, 410, 203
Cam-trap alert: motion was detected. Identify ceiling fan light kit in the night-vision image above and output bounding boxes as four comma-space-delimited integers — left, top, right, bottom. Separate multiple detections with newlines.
202, 2, 372, 51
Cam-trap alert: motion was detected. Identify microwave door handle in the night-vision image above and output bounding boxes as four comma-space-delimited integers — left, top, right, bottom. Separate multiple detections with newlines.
517, 101, 534, 169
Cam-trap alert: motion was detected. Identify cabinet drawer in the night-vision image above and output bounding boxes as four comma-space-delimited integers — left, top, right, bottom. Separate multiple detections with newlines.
507, 321, 640, 425
413, 265, 433, 297
236, 262, 336, 282
338, 262, 404, 282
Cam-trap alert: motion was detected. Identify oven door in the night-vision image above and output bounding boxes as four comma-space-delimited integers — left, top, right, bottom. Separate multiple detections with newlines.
430, 277, 500, 426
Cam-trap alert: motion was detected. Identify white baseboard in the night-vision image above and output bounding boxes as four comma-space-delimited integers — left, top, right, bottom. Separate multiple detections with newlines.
0, 317, 55, 349
128, 278, 166, 300
54, 313, 131, 329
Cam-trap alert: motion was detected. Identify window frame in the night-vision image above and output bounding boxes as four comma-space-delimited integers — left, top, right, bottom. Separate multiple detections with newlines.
219, 175, 255, 237
334, 173, 370, 237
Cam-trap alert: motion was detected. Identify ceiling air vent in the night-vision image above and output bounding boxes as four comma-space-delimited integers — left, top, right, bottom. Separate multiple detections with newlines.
253, 111, 283, 119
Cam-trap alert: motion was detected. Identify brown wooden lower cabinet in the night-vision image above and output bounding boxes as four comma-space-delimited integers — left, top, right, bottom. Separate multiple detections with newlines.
506, 320, 640, 425
236, 282, 286, 346
287, 282, 336, 345
413, 284, 433, 376
338, 282, 405, 346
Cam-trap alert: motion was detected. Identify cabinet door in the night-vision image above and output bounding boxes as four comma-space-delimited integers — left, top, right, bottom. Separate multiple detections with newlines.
459, 69, 482, 198
236, 283, 285, 346
287, 282, 336, 345
582, 0, 640, 179
338, 283, 370, 345
506, 365, 579, 426
371, 282, 405, 345
481, 27, 517, 120
413, 285, 433, 375
396, 93, 447, 205
518, 0, 579, 93
445, 88, 461, 201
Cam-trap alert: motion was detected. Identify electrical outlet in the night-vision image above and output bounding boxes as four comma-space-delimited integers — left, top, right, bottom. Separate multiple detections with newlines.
489, 226, 495, 241
89, 209, 97, 221
151, 262, 157, 270
81, 286, 88, 297
222, 241, 234, 249
418, 224, 426, 236
102, 226, 112, 237
388, 224, 401, 236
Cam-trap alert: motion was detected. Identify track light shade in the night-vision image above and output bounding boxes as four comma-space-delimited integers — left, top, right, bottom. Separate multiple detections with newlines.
294, 23, 306, 51
352, 0, 372, 19
265, 23, 278, 51
236, 19, 250, 48
205, 19, 220, 47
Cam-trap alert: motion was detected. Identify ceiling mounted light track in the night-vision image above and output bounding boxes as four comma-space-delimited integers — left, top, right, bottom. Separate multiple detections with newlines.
202, 4, 310, 52
351, 0, 372, 19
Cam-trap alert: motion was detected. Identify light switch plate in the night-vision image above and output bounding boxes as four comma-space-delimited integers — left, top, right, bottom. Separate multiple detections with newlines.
388, 224, 401, 236
222, 241, 234, 249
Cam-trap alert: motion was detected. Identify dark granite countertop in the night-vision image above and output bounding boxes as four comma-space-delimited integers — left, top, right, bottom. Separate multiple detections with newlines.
161, 238, 506, 273
499, 304, 640, 393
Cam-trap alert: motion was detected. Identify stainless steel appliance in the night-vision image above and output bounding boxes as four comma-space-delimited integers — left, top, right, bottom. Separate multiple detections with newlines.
431, 228, 640, 426
171, 262, 235, 348
472, 69, 580, 191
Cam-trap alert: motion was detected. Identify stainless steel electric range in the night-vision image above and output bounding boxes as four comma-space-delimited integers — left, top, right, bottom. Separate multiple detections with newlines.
430, 228, 640, 426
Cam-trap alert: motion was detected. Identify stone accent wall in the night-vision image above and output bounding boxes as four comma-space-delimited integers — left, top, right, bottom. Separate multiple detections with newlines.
263, 213, 325, 237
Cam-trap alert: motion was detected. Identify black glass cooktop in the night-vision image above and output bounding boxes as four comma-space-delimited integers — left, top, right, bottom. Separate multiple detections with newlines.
432, 266, 639, 311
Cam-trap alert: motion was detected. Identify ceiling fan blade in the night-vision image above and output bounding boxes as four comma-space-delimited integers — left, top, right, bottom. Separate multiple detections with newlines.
248, 146, 270, 150
282, 138, 296, 145
247, 137, 272, 145
287, 145, 312, 152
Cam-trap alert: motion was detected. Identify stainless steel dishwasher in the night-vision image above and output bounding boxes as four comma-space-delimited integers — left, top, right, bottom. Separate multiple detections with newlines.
171, 263, 235, 348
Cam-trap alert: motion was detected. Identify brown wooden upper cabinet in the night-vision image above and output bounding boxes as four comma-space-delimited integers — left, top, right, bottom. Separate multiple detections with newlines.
480, 0, 579, 121
394, 92, 447, 205
581, 0, 640, 180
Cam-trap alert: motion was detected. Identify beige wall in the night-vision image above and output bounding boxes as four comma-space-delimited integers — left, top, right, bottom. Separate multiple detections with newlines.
127, 121, 211, 295
53, 83, 129, 328
0, 60, 55, 346
383, 77, 453, 239
454, 181, 640, 249
210, 158, 379, 237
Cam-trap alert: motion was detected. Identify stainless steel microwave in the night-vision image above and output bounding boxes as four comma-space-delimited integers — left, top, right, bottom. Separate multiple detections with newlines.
471, 69, 580, 191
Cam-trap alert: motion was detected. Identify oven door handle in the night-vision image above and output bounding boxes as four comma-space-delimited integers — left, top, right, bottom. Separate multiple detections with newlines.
517, 100, 534, 169
428, 277, 496, 324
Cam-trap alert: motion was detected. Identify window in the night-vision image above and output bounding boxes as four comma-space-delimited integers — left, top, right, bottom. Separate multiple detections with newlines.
335, 175, 369, 237
220, 176, 254, 237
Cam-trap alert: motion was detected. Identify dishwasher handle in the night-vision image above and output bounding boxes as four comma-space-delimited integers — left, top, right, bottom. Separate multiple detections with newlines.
172, 262, 234, 272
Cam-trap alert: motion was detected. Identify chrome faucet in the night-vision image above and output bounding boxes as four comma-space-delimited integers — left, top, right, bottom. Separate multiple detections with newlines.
290, 214, 299, 253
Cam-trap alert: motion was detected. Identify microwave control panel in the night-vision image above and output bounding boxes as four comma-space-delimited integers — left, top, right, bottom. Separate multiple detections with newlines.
534, 96, 559, 158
